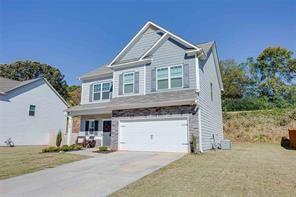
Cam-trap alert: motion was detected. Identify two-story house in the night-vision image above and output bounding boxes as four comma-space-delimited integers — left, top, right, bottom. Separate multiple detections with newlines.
66, 21, 224, 153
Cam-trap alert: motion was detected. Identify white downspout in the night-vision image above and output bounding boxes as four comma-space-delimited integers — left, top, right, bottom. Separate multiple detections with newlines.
195, 54, 203, 153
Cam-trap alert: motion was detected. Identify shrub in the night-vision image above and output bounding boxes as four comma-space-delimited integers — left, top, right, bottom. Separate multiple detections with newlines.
98, 146, 108, 151
61, 145, 70, 151
56, 130, 62, 147
190, 134, 197, 153
42, 146, 60, 153
288, 109, 296, 120
222, 97, 272, 111
42, 144, 82, 153
69, 144, 82, 150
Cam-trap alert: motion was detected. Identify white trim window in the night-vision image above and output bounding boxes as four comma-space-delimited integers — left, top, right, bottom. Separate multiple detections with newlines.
157, 65, 183, 90
29, 104, 36, 116
123, 72, 134, 94
93, 82, 111, 101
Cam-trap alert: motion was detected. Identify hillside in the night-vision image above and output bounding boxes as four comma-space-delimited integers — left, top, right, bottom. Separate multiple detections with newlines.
223, 108, 296, 143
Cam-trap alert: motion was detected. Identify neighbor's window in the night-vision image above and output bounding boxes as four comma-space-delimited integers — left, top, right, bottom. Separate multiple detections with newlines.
93, 82, 111, 101
157, 65, 183, 90
123, 72, 134, 94
210, 82, 213, 101
29, 105, 36, 116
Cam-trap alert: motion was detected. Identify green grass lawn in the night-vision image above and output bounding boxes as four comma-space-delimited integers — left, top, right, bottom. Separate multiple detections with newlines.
112, 143, 296, 197
0, 146, 89, 180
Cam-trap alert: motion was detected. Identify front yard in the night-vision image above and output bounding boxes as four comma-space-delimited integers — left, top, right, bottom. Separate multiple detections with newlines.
0, 146, 88, 180
112, 143, 296, 197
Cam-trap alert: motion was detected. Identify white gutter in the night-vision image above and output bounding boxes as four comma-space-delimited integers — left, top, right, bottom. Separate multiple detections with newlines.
108, 59, 152, 69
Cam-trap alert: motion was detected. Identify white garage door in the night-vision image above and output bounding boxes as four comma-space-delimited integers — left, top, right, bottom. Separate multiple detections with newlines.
119, 119, 188, 153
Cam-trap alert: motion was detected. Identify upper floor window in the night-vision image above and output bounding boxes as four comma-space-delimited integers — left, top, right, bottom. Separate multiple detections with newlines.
123, 72, 134, 94
29, 105, 36, 116
93, 82, 111, 101
157, 65, 183, 90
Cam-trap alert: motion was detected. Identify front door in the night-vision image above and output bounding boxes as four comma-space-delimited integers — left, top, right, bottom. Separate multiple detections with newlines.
103, 120, 112, 146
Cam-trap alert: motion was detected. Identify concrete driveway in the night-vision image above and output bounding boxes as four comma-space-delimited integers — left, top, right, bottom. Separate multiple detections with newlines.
0, 151, 184, 197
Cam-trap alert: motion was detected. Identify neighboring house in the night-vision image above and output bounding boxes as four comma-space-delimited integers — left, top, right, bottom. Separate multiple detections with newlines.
66, 21, 224, 153
0, 77, 68, 145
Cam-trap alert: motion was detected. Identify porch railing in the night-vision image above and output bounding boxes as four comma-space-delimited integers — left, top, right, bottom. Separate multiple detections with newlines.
79, 130, 103, 137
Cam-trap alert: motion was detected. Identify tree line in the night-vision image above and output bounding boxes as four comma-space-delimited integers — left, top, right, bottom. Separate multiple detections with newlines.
0, 47, 295, 110
220, 47, 295, 111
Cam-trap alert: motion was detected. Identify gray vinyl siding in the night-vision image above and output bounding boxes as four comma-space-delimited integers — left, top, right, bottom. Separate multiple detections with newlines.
146, 38, 196, 93
119, 27, 162, 62
113, 65, 145, 98
81, 76, 113, 104
198, 51, 223, 151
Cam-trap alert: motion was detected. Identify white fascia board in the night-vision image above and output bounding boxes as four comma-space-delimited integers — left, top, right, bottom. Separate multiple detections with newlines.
186, 49, 204, 57
148, 21, 202, 50
108, 22, 151, 66
140, 33, 169, 60
110, 59, 152, 69
211, 43, 224, 91
79, 72, 113, 81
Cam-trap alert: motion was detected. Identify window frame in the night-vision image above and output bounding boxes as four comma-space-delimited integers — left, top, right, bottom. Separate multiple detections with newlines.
101, 82, 111, 100
156, 64, 183, 90
156, 67, 169, 90
29, 105, 36, 116
92, 82, 111, 101
123, 72, 135, 94
170, 65, 183, 88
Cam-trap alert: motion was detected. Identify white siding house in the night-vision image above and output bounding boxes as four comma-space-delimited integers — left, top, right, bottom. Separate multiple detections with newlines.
0, 77, 68, 146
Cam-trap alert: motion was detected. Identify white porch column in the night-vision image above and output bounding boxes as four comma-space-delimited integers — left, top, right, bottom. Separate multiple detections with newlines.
67, 116, 73, 145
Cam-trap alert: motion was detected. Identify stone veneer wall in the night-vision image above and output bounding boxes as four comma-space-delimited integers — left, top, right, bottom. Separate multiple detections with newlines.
111, 105, 199, 152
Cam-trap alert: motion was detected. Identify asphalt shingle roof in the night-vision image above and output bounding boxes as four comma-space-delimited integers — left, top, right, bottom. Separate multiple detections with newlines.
0, 77, 40, 94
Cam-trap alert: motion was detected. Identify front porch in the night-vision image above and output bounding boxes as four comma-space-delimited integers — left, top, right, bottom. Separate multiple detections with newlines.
67, 114, 112, 147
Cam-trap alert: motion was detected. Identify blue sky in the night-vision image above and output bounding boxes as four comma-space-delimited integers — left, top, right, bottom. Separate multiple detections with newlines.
0, 0, 295, 85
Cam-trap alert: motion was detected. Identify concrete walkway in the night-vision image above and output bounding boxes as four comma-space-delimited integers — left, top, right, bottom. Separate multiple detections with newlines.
0, 151, 184, 197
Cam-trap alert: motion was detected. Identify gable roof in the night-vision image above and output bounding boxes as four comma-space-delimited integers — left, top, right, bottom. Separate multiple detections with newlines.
196, 41, 215, 56
0, 77, 69, 106
108, 21, 203, 67
79, 64, 112, 80
78, 22, 223, 91
196, 41, 224, 91
0, 77, 22, 93
0, 77, 40, 94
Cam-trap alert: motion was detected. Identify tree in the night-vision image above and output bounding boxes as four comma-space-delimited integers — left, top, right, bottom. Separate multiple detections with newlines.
0, 61, 69, 99
67, 85, 81, 106
220, 59, 249, 99
256, 47, 296, 83
56, 130, 62, 147
243, 47, 296, 108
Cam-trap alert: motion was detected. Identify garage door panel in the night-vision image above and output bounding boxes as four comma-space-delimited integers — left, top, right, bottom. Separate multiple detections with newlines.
119, 119, 188, 153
